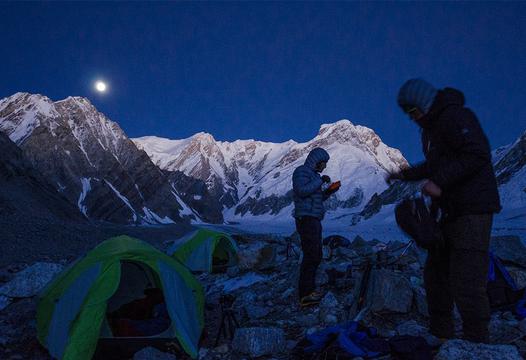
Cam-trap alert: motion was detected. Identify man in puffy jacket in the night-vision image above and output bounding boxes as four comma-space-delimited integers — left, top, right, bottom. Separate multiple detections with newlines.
293, 147, 339, 306
389, 79, 501, 343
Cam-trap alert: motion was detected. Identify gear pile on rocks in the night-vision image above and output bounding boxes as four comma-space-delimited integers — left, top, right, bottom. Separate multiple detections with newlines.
1, 234, 526, 359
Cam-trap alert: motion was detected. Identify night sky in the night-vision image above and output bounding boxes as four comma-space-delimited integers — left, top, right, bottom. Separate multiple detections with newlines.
1, 2, 525, 162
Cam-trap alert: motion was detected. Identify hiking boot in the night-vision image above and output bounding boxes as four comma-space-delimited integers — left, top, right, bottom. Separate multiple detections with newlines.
300, 291, 323, 307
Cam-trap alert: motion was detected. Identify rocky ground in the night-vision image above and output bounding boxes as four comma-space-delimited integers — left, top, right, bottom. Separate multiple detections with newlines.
1, 231, 525, 359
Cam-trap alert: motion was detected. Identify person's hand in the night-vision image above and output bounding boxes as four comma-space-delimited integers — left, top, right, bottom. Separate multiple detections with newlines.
321, 175, 331, 183
386, 171, 403, 184
422, 180, 442, 198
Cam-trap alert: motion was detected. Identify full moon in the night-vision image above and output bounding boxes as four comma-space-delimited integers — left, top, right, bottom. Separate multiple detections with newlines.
95, 81, 107, 92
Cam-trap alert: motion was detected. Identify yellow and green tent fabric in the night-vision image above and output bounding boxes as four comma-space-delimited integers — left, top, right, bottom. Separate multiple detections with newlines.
36, 235, 204, 360
167, 228, 238, 273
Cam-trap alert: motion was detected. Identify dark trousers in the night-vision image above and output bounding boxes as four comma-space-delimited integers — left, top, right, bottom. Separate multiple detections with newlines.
424, 214, 493, 343
295, 216, 322, 298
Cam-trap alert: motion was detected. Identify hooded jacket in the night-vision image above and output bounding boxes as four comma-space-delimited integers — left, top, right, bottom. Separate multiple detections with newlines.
401, 88, 501, 218
292, 148, 330, 220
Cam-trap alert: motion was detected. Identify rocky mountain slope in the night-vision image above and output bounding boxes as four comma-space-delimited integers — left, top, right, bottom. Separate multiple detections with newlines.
134, 120, 409, 224
0, 93, 196, 225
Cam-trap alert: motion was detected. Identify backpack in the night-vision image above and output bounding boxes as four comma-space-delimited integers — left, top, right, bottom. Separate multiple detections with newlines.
395, 196, 442, 250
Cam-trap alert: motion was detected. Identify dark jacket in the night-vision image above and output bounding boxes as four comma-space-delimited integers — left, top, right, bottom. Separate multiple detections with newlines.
292, 148, 330, 220
401, 88, 501, 218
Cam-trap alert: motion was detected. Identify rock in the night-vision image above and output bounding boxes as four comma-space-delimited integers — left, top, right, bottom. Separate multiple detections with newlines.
324, 314, 338, 324
507, 266, 526, 289
335, 247, 359, 260
490, 236, 526, 268
214, 344, 229, 354
0, 295, 11, 311
343, 293, 355, 307
198, 348, 209, 360
232, 327, 286, 357
320, 291, 339, 308
235, 290, 257, 304
298, 314, 318, 327
350, 236, 374, 256
315, 269, 329, 286
237, 242, 277, 271
227, 266, 240, 278
396, 320, 429, 337
319, 291, 339, 322
366, 269, 413, 313
245, 304, 270, 320
0, 263, 63, 298
520, 318, 526, 334
281, 288, 294, 300
489, 317, 523, 344
413, 286, 429, 317
435, 339, 522, 360
133, 347, 177, 360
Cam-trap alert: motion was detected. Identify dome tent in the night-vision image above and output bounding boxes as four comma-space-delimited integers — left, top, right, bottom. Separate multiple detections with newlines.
167, 228, 238, 273
37, 236, 204, 360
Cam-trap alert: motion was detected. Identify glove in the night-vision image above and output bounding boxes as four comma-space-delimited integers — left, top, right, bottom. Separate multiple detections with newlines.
321, 175, 331, 183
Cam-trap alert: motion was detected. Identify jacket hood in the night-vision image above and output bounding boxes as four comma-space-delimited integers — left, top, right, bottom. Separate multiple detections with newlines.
416, 87, 466, 128
304, 147, 330, 169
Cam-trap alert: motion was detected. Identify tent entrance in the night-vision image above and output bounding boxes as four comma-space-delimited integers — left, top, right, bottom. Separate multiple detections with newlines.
104, 261, 172, 338
211, 237, 237, 273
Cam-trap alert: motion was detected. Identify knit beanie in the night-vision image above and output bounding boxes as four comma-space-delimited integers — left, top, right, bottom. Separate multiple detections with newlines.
397, 78, 438, 114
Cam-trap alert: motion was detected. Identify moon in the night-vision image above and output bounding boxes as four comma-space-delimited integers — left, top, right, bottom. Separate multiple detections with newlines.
95, 81, 107, 93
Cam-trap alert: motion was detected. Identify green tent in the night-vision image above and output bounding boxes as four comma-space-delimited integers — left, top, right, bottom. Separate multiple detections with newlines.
167, 228, 238, 273
37, 235, 204, 360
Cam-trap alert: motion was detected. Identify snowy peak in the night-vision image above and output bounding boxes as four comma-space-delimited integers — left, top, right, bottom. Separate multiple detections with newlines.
134, 120, 410, 222
0, 92, 193, 225
0, 92, 61, 144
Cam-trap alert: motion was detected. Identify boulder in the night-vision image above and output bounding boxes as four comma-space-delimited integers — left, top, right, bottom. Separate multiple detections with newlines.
319, 291, 340, 323
133, 347, 177, 360
245, 304, 270, 320
490, 236, 526, 268
366, 269, 413, 313
507, 266, 526, 289
413, 286, 429, 317
396, 320, 428, 337
0, 263, 63, 298
520, 318, 526, 334
435, 339, 522, 360
489, 316, 524, 344
232, 327, 286, 357
237, 242, 277, 271
0, 295, 11, 311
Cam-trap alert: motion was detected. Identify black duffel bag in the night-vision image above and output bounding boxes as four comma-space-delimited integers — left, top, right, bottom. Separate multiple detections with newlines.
395, 197, 442, 250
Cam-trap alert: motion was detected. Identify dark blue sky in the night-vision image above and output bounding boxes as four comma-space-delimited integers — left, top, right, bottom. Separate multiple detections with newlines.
1, 2, 525, 162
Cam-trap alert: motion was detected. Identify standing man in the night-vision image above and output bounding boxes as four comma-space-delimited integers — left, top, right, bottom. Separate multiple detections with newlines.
292, 147, 339, 307
389, 79, 501, 343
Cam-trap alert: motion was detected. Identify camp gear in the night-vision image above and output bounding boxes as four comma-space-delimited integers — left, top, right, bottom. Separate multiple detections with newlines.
487, 251, 523, 310
214, 294, 240, 346
395, 196, 442, 250
167, 228, 238, 273
37, 235, 204, 360
293, 322, 388, 359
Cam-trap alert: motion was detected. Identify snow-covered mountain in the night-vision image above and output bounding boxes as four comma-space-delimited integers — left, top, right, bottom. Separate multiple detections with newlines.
0, 93, 195, 225
134, 120, 409, 225
494, 129, 526, 209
